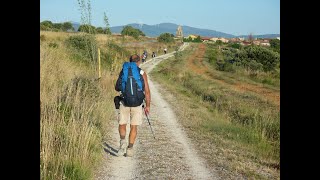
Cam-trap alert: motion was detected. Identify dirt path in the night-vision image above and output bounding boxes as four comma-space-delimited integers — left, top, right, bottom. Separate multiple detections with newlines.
95, 43, 219, 179
186, 43, 280, 107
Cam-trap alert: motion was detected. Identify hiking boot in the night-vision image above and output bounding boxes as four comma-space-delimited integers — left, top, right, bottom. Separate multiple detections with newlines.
126, 147, 134, 157
118, 139, 127, 156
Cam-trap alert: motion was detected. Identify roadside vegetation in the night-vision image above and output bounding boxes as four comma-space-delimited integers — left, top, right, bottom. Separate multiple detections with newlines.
207, 42, 280, 87
151, 42, 280, 179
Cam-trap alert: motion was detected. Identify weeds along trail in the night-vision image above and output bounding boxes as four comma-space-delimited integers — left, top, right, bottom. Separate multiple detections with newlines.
186, 43, 280, 108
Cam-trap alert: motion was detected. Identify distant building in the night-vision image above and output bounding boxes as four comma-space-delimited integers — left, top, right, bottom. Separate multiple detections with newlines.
186, 34, 199, 40
176, 25, 183, 38
210, 37, 219, 42
253, 40, 260, 45
201, 37, 211, 42
241, 41, 251, 46
260, 42, 270, 46
218, 37, 229, 43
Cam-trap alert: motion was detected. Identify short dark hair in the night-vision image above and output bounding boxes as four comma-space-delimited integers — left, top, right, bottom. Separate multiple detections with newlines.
130, 54, 140, 62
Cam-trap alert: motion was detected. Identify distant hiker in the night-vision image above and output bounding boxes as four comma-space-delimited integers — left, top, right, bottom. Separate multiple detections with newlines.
164, 48, 167, 54
142, 53, 147, 63
141, 50, 148, 63
152, 52, 156, 58
114, 54, 151, 157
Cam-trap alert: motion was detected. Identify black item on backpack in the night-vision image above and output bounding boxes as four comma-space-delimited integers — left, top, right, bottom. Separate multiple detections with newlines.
114, 95, 123, 109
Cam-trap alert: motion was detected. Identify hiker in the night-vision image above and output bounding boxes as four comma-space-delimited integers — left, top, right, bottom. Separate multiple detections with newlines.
164, 48, 167, 54
151, 52, 156, 58
143, 50, 148, 58
114, 54, 151, 157
141, 53, 147, 63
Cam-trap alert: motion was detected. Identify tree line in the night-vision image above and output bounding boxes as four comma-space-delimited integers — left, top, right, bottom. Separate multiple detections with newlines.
40, 20, 111, 34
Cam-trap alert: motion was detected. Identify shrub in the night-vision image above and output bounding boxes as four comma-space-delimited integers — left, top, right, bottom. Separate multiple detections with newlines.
158, 33, 175, 43
229, 43, 242, 49
96, 27, 104, 34
78, 24, 97, 34
49, 42, 59, 48
66, 35, 97, 62
121, 26, 145, 39
269, 39, 280, 53
40, 35, 46, 41
244, 46, 279, 71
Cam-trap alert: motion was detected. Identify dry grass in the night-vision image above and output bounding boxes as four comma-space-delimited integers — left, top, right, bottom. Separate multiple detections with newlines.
151, 43, 280, 179
40, 33, 117, 179
40, 31, 181, 179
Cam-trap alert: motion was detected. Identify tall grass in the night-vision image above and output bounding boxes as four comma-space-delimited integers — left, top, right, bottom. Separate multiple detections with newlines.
40, 33, 116, 179
40, 24, 181, 179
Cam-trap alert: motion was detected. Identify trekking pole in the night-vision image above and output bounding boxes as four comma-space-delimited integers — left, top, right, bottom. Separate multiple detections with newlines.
142, 104, 156, 139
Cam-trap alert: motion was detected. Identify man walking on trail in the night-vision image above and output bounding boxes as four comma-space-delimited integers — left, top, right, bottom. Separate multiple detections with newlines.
164, 48, 167, 54
115, 54, 151, 157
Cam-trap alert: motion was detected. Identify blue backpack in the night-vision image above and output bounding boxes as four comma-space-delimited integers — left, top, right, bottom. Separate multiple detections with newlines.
115, 62, 145, 107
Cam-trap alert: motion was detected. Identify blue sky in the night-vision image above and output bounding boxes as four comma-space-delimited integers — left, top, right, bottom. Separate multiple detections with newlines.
40, 0, 280, 36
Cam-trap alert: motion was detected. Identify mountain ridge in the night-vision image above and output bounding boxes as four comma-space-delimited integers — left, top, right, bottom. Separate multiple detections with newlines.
71, 22, 279, 38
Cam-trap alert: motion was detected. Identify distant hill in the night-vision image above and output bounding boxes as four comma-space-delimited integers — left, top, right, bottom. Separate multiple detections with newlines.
110, 23, 236, 38
71, 22, 279, 39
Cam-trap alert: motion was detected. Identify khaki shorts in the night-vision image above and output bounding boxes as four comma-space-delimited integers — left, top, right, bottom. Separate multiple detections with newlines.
119, 102, 143, 125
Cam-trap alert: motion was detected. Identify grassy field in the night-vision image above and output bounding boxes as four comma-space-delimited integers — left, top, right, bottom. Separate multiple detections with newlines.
40, 31, 180, 179
151, 43, 280, 179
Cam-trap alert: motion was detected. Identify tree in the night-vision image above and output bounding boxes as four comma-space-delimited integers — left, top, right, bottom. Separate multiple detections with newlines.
193, 36, 201, 42
40, 24, 49, 31
269, 39, 280, 53
229, 43, 242, 49
78, 24, 96, 34
96, 27, 104, 34
216, 40, 223, 45
157, 33, 174, 43
104, 28, 111, 35
121, 26, 144, 39
103, 12, 112, 35
40, 20, 53, 29
62, 22, 74, 31
53, 23, 62, 31
243, 45, 280, 71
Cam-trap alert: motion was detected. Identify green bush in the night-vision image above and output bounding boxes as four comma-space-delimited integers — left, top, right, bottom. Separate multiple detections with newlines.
121, 26, 145, 39
96, 27, 104, 34
158, 33, 175, 43
49, 42, 59, 48
78, 24, 97, 34
269, 39, 280, 53
183, 36, 202, 43
66, 35, 97, 62
244, 46, 279, 71
229, 43, 242, 49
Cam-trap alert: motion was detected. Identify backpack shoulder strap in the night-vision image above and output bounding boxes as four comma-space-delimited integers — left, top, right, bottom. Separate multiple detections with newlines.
121, 62, 130, 91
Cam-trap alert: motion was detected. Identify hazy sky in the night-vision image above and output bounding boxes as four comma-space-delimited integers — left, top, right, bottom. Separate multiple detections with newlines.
40, 0, 280, 36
